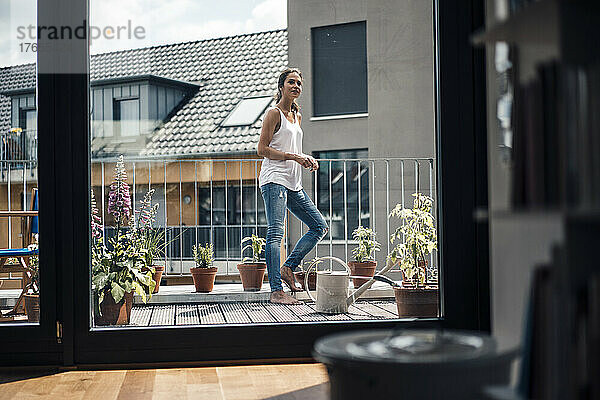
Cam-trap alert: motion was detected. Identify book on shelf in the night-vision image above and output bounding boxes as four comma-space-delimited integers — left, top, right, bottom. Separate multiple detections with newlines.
519, 237, 599, 400
510, 61, 600, 210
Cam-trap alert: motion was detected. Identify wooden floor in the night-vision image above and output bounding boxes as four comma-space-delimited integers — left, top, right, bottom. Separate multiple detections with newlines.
0, 363, 329, 400
127, 300, 399, 327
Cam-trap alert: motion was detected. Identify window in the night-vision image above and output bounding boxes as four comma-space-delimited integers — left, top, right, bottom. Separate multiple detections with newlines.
113, 98, 140, 137
14, 108, 37, 161
312, 21, 367, 117
79, 0, 443, 335
221, 96, 272, 127
314, 149, 369, 240
19, 108, 37, 132
170, 184, 267, 259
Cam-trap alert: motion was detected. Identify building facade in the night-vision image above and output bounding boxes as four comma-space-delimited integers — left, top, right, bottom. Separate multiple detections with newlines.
1, 0, 437, 278
286, 0, 437, 272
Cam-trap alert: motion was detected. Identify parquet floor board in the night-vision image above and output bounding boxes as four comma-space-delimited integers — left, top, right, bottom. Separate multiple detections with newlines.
0, 364, 328, 400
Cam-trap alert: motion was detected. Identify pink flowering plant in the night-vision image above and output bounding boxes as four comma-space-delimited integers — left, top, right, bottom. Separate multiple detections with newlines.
91, 190, 103, 242
131, 188, 165, 268
107, 157, 131, 228
91, 156, 156, 314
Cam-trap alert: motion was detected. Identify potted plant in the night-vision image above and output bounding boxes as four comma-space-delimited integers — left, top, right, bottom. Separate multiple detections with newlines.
237, 234, 267, 291
91, 156, 156, 326
134, 189, 165, 293
387, 193, 438, 317
190, 243, 218, 292
348, 226, 381, 288
23, 237, 40, 323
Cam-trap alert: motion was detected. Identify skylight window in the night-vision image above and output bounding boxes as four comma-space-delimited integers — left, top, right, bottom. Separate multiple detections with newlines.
221, 96, 272, 127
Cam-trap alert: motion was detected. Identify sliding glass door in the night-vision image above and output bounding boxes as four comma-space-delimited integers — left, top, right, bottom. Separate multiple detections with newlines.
2, 0, 489, 365
0, 0, 62, 365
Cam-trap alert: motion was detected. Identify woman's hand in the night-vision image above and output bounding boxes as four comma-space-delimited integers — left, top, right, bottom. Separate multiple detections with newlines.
305, 154, 319, 171
292, 153, 319, 171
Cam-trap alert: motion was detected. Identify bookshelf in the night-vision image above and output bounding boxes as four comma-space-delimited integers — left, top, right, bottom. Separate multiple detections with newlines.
472, 0, 559, 46
474, 0, 599, 65
477, 1, 600, 399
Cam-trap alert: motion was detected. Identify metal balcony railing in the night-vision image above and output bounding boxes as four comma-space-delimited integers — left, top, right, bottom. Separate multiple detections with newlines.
0, 129, 38, 163
0, 156, 437, 281
91, 157, 437, 280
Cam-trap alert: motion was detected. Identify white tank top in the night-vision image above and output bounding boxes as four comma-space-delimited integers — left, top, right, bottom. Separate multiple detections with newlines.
258, 106, 304, 191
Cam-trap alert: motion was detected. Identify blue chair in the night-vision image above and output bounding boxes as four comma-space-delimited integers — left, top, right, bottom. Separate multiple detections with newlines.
0, 188, 38, 317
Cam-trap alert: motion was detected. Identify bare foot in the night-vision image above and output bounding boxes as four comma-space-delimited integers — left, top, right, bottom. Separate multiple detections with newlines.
280, 266, 302, 292
270, 290, 301, 305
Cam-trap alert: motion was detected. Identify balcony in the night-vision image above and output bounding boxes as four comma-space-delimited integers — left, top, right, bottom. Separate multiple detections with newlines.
1, 154, 437, 323
89, 157, 436, 278
0, 129, 37, 171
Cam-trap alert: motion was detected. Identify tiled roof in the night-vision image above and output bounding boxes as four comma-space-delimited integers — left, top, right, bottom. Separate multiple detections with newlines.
0, 29, 288, 156
0, 63, 36, 134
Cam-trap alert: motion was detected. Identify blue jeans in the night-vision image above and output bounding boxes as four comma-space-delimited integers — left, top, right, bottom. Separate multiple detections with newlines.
260, 183, 328, 292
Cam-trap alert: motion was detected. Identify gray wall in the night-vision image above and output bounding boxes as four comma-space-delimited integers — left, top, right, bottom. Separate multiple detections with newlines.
288, 0, 434, 160
287, 0, 436, 274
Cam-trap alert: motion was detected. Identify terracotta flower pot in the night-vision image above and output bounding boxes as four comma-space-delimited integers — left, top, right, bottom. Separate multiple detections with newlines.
96, 290, 134, 326
190, 266, 218, 293
151, 265, 164, 293
294, 270, 317, 291
393, 285, 439, 318
142, 264, 165, 293
24, 294, 40, 323
237, 263, 266, 291
348, 261, 377, 288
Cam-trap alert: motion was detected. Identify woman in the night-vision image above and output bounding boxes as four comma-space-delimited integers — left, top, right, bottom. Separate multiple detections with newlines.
257, 68, 328, 305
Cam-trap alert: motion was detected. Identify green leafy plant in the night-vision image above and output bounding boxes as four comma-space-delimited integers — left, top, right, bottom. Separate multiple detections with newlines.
92, 236, 155, 306
351, 226, 381, 262
192, 243, 214, 268
91, 156, 155, 314
241, 234, 266, 264
388, 193, 437, 287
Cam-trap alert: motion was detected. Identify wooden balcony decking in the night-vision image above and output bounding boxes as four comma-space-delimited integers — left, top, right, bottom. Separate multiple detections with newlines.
126, 300, 400, 327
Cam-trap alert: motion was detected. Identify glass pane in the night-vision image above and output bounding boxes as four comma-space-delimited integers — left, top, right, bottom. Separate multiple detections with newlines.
117, 99, 140, 137
312, 21, 368, 116
0, 0, 40, 324
88, 0, 439, 328
222, 97, 273, 126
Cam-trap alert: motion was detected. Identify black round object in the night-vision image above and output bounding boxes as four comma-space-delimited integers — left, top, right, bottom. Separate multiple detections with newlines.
313, 329, 517, 400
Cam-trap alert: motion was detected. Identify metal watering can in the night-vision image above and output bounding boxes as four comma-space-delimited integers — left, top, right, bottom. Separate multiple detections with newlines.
304, 256, 396, 314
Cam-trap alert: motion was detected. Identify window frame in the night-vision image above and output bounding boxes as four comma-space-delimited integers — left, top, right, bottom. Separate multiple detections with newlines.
112, 96, 141, 138
2, 0, 490, 366
311, 20, 368, 118
220, 96, 273, 128
18, 107, 37, 131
